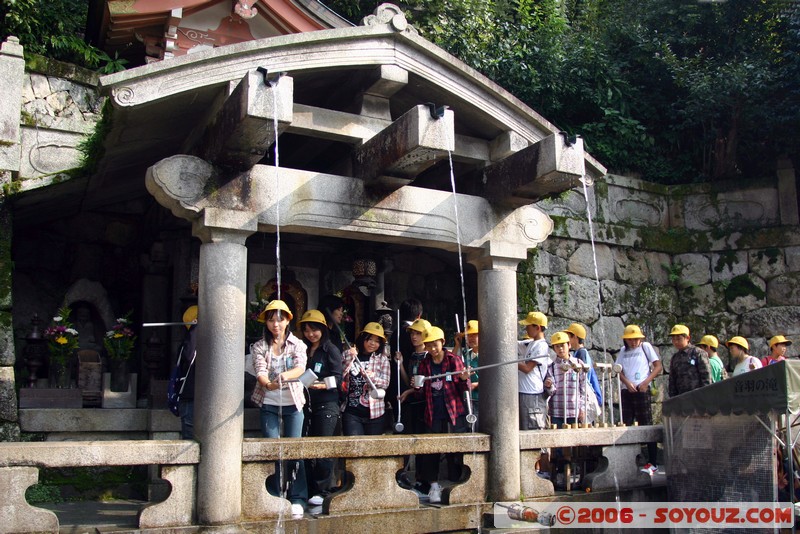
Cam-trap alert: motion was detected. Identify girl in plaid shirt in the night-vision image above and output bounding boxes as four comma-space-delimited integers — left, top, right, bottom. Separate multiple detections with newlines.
341, 322, 390, 436
400, 326, 471, 503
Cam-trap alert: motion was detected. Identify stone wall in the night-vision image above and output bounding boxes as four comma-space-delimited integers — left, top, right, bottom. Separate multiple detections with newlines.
525, 171, 800, 418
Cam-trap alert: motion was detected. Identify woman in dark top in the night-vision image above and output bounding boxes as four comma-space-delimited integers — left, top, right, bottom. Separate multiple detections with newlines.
299, 309, 343, 506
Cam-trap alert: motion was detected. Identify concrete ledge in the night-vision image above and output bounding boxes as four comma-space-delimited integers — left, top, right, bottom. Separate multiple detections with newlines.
519, 425, 663, 449
0, 466, 58, 534
0, 440, 199, 467
242, 433, 491, 460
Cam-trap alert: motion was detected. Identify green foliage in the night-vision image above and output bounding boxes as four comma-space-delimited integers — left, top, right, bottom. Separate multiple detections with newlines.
326, 0, 799, 185
1, 0, 127, 73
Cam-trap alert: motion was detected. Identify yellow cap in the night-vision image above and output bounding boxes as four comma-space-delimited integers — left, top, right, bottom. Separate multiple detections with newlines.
566, 323, 587, 340
465, 320, 479, 335
360, 322, 386, 341
769, 335, 793, 348
622, 325, 645, 340
726, 336, 749, 351
257, 300, 293, 322
423, 326, 445, 344
698, 335, 719, 349
407, 318, 432, 334
298, 309, 326, 325
670, 324, 690, 337
519, 311, 548, 327
550, 331, 570, 346
182, 305, 198, 330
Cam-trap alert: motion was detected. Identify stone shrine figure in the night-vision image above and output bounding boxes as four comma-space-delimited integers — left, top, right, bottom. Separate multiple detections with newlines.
72, 303, 102, 351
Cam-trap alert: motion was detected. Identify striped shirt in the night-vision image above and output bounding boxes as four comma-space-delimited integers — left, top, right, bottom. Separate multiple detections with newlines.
549, 356, 588, 419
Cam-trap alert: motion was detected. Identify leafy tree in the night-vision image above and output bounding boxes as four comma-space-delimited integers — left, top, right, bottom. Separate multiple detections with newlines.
1, 0, 126, 72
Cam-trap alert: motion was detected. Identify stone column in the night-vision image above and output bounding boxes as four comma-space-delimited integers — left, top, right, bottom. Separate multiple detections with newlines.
193, 209, 255, 525
0, 36, 24, 442
472, 256, 522, 502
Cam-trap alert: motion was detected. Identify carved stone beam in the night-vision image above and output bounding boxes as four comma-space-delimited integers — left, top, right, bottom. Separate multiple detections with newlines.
353, 104, 454, 188
191, 70, 293, 173
359, 65, 408, 121
466, 133, 585, 205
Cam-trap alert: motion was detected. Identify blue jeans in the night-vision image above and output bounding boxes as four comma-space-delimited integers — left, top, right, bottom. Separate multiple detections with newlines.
179, 400, 194, 440
260, 404, 307, 504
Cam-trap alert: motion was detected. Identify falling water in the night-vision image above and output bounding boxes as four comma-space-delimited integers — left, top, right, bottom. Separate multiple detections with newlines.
446, 149, 469, 346
580, 175, 622, 524
269, 77, 288, 530
445, 135, 482, 532
270, 80, 282, 300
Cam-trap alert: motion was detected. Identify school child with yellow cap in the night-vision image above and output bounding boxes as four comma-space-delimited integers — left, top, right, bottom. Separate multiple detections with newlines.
727, 336, 761, 376
548, 331, 587, 427
762, 335, 793, 367
517, 311, 555, 430
697, 335, 727, 383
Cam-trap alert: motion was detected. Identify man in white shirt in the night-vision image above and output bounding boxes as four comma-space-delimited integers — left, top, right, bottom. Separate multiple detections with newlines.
518, 312, 554, 430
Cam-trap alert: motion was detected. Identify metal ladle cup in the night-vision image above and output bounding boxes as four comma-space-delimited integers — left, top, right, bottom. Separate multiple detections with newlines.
412, 375, 426, 388
323, 376, 337, 389
370, 388, 386, 400
298, 369, 319, 388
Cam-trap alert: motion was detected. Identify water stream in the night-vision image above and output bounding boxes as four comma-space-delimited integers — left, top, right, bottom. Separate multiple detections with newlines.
580, 175, 622, 532
269, 78, 287, 532
445, 134, 482, 532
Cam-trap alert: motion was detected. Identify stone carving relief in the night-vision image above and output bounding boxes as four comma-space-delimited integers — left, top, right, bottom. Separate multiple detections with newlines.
493, 205, 553, 247
361, 3, 418, 35
28, 142, 81, 175
692, 200, 766, 230
614, 198, 663, 227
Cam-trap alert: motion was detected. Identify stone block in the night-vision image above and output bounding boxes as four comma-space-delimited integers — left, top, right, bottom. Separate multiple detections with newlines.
725, 274, 766, 315
0, 311, 13, 366
447, 452, 487, 504
583, 443, 651, 492
241, 462, 291, 519
612, 248, 652, 285
568, 243, 613, 280
0, 466, 58, 534
749, 248, 785, 280
528, 249, 566, 276
767, 272, 800, 307
684, 283, 724, 316
589, 316, 624, 353
711, 250, 748, 282
18, 388, 82, 409
786, 246, 800, 272
600, 280, 631, 316
645, 252, 672, 286
672, 253, 711, 288
740, 306, 800, 338
328, 456, 418, 513
520, 449, 554, 498
0, 421, 20, 441
139, 464, 195, 528
101, 373, 138, 408
28, 73, 50, 100
559, 274, 601, 324
0, 367, 17, 421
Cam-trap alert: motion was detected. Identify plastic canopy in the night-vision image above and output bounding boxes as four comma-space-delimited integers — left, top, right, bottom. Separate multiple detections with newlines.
662, 359, 800, 417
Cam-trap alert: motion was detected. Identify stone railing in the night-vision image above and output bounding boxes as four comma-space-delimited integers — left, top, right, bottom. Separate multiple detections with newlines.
520, 424, 664, 498
0, 428, 663, 532
0, 440, 199, 532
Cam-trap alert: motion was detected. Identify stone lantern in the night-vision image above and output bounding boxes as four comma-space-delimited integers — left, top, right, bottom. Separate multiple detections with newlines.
22, 314, 48, 388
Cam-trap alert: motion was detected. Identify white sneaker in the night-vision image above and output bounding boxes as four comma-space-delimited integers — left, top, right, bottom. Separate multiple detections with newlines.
308, 494, 324, 506
428, 482, 442, 504
290, 503, 304, 517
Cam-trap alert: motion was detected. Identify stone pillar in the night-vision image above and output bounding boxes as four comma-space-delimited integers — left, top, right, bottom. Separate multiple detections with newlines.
0, 36, 24, 442
193, 209, 255, 525
473, 256, 521, 502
